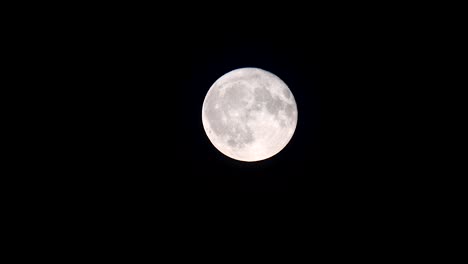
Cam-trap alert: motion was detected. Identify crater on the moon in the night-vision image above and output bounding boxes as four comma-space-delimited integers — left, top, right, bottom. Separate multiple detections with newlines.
203, 84, 254, 149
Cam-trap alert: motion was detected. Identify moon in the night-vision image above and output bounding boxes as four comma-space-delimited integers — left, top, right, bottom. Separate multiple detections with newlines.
202, 67, 298, 162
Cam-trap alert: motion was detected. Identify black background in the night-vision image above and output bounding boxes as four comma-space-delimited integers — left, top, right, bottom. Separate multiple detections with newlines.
11, 4, 444, 248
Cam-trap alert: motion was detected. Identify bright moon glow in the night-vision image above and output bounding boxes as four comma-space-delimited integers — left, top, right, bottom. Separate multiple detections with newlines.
202, 67, 298, 162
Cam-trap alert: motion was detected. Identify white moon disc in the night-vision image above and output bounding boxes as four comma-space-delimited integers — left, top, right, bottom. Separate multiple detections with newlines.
202, 67, 298, 162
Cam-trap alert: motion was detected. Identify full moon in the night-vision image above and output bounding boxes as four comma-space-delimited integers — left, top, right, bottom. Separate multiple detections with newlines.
202, 67, 298, 162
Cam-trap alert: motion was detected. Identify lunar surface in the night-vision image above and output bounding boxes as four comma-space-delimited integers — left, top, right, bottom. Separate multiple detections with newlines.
202, 67, 298, 162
